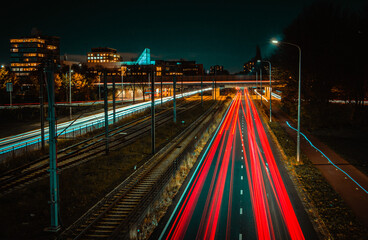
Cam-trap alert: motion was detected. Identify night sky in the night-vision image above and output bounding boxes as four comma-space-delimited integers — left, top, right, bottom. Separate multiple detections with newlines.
1, 0, 366, 73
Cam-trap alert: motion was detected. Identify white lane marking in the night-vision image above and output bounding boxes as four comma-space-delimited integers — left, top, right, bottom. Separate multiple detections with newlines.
240, 190, 243, 195
240, 208, 243, 214
241, 165, 243, 169
239, 234, 243, 240
241, 156, 243, 160
241, 176, 243, 180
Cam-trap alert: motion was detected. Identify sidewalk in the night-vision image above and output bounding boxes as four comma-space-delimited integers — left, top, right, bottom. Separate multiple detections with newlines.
269, 103, 368, 229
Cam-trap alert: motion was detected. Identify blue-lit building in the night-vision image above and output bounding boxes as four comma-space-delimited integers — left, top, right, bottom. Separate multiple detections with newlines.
122, 48, 204, 77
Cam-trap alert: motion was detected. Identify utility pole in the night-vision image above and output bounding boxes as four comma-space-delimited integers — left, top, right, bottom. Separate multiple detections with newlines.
103, 71, 109, 155
214, 69, 217, 101
98, 75, 101, 100
173, 75, 176, 123
160, 75, 163, 105
212, 78, 215, 100
181, 76, 183, 98
45, 62, 60, 232
201, 77, 203, 107
133, 77, 135, 104
151, 72, 155, 154
40, 69, 45, 150
112, 73, 116, 124
256, 72, 258, 100
121, 66, 125, 106
69, 65, 72, 120
260, 65, 263, 104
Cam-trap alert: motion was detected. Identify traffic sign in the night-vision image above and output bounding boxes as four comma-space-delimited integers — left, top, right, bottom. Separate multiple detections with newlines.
6, 82, 13, 92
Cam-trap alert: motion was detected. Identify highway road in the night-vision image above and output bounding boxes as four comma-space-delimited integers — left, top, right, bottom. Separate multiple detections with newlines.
157, 89, 317, 240
0, 88, 211, 156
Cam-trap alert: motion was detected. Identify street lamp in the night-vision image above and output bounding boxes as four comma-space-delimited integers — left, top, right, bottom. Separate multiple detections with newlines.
271, 39, 302, 162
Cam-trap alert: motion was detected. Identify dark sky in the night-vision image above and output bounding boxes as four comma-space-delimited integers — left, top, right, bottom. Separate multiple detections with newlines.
1, 0, 366, 73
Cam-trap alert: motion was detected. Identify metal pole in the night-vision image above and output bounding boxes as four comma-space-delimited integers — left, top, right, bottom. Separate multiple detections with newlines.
297, 46, 302, 162
212, 78, 215, 100
40, 70, 45, 150
173, 75, 176, 123
113, 74, 116, 124
45, 62, 60, 232
267, 61, 272, 122
69, 65, 72, 120
272, 40, 302, 162
260, 66, 262, 104
98, 75, 101, 100
103, 72, 109, 155
121, 67, 124, 105
161, 75, 163, 105
151, 72, 155, 154
133, 77, 135, 104
201, 77, 203, 107
256, 72, 258, 100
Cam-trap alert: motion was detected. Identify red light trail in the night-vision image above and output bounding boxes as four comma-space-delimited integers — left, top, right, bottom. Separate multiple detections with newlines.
161, 90, 305, 240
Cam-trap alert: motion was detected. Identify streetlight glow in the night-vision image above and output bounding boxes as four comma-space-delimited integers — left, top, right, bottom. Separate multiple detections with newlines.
271, 38, 302, 162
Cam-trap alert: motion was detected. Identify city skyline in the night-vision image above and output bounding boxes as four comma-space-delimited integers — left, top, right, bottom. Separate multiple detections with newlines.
2, 0, 366, 73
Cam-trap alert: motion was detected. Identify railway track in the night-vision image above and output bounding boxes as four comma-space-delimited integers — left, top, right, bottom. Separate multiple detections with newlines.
0, 96, 212, 197
59, 96, 224, 239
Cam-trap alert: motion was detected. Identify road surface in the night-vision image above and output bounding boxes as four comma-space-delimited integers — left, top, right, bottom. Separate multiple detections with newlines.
157, 89, 317, 240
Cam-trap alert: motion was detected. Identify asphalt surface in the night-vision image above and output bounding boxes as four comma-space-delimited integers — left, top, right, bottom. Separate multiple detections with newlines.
155, 89, 317, 240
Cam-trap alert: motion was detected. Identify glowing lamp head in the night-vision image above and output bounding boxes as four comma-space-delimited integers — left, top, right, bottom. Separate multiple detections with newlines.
271, 39, 279, 44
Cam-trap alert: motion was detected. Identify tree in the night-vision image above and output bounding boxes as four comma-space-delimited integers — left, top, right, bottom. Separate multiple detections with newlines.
0, 67, 18, 104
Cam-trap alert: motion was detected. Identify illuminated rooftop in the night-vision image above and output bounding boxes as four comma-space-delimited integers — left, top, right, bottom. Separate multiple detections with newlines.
121, 48, 155, 66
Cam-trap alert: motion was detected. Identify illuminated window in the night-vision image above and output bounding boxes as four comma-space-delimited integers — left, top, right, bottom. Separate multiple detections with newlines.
47, 45, 57, 50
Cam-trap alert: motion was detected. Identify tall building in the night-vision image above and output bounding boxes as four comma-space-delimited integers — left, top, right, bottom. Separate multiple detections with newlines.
10, 35, 60, 77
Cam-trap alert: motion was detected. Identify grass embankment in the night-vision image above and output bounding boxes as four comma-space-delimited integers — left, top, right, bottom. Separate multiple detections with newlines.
258, 102, 368, 239
0, 95, 218, 239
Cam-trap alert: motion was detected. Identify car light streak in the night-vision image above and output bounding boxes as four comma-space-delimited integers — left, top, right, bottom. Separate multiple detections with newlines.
0, 88, 212, 156
160, 94, 238, 240
160, 89, 305, 240
245, 88, 304, 240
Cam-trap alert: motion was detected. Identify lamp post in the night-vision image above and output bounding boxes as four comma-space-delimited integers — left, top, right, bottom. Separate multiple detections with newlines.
272, 39, 302, 162
69, 66, 72, 120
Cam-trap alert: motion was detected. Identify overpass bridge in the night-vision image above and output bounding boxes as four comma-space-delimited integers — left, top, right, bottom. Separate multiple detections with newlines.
103, 74, 278, 89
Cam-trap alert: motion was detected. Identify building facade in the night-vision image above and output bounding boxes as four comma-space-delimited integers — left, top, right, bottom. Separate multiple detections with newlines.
209, 65, 224, 75
10, 35, 60, 77
154, 60, 204, 76
87, 47, 121, 65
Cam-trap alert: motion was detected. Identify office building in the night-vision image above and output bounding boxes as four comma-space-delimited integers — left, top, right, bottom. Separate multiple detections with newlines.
10, 35, 60, 77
